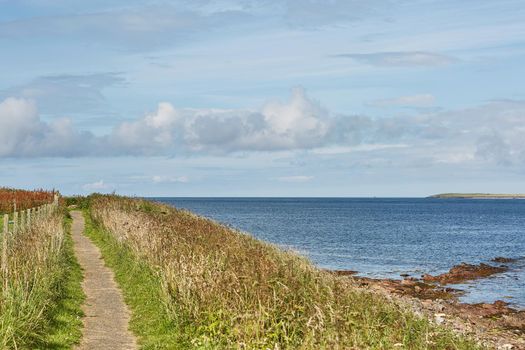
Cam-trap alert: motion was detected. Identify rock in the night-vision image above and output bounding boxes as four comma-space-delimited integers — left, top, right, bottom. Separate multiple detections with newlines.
401, 278, 416, 286
434, 313, 446, 324
492, 257, 516, 263
498, 344, 513, 350
493, 300, 509, 308
330, 270, 358, 276
421, 300, 433, 307
422, 263, 508, 284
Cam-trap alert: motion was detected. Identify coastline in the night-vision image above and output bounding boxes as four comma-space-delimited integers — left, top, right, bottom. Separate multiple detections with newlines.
430, 193, 525, 199
81, 195, 488, 349
330, 258, 525, 348
139, 196, 525, 348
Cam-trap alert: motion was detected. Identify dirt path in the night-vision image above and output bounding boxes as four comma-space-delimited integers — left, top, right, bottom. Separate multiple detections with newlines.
71, 211, 137, 350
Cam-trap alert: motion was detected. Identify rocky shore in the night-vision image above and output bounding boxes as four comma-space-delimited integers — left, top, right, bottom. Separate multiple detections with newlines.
332, 257, 525, 349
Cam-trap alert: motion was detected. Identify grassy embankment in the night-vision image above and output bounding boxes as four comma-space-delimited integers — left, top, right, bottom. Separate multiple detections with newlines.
84, 194, 482, 349
0, 190, 84, 349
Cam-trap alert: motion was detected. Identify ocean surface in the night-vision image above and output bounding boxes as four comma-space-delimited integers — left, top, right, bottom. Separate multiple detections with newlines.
153, 197, 525, 309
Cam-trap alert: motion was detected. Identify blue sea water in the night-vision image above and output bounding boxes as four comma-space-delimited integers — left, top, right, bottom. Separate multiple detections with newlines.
153, 197, 525, 309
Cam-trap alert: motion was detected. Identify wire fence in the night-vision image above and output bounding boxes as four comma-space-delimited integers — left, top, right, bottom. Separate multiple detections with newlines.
1, 194, 60, 289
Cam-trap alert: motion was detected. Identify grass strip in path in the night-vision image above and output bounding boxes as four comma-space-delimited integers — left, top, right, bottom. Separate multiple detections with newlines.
40, 214, 85, 349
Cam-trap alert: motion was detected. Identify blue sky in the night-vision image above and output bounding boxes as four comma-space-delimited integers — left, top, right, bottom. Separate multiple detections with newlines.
0, 0, 524, 196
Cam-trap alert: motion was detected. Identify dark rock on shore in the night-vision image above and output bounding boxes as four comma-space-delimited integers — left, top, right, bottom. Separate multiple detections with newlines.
492, 256, 521, 263
353, 276, 462, 300
329, 270, 358, 276
422, 262, 508, 285
330, 259, 525, 348
449, 300, 525, 336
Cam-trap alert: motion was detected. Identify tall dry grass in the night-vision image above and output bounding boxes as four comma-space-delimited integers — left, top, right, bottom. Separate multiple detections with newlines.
0, 188, 55, 213
89, 195, 480, 349
0, 206, 65, 348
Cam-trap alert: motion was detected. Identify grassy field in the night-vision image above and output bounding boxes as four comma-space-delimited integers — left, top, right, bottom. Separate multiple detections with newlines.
86, 194, 483, 349
0, 206, 84, 349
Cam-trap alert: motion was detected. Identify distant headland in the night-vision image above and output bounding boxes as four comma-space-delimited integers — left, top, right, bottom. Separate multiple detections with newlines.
430, 193, 525, 199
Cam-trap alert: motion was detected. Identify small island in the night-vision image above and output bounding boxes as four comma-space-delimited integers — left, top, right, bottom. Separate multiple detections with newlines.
430, 193, 525, 199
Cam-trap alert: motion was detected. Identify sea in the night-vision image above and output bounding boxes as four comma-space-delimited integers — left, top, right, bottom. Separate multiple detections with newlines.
152, 197, 525, 309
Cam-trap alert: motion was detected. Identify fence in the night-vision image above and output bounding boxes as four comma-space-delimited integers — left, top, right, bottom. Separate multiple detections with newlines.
1, 194, 60, 289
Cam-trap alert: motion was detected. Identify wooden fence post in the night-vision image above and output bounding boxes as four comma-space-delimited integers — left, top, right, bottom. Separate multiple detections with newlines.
13, 212, 18, 235
27, 208, 31, 227
20, 210, 25, 230
2, 214, 8, 290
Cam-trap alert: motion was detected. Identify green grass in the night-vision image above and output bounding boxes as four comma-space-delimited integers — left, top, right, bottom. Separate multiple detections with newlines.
85, 195, 484, 349
0, 209, 84, 349
39, 213, 85, 349
83, 210, 188, 349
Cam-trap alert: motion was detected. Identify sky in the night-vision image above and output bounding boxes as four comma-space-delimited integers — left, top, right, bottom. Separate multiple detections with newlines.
0, 0, 524, 197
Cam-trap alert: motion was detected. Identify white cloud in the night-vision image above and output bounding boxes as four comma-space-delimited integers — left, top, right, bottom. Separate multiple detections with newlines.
0, 97, 94, 157
152, 175, 189, 184
1, 92, 525, 170
82, 180, 110, 191
110, 87, 332, 154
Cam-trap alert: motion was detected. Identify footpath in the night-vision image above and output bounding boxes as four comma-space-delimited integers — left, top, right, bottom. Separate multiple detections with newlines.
71, 211, 137, 350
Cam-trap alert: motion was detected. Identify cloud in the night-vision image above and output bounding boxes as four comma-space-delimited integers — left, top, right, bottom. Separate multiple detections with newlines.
1, 73, 125, 115
368, 94, 436, 108
82, 180, 110, 191
311, 144, 409, 155
0, 97, 95, 157
275, 175, 314, 182
152, 175, 189, 184
284, 0, 393, 27
335, 51, 456, 67
0, 5, 255, 50
110, 87, 332, 154
0, 88, 333, 157
1, 91, 525, 170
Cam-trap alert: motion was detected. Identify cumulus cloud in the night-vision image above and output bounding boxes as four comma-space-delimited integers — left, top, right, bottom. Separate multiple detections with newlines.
0, 97, 95, 157
1, 91, 524, 169
335, 51, 456, 67
110, 87, 332, 154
